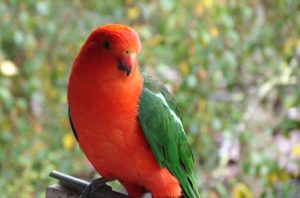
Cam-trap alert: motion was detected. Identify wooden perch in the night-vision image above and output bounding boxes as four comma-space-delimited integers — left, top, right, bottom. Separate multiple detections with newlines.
46, 170, 129, 198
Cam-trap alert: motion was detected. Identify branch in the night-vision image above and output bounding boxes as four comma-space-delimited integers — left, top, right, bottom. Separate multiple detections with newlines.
46, 170, 129, 198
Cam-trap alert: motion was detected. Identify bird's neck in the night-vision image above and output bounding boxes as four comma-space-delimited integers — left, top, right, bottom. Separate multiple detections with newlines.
68, 66, 143, 117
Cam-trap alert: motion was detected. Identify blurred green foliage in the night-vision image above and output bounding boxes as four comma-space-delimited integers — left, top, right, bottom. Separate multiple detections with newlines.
0, 0, 300, 197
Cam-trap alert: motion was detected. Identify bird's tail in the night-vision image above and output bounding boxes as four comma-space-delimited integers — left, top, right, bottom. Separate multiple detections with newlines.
181, 174, 200, 198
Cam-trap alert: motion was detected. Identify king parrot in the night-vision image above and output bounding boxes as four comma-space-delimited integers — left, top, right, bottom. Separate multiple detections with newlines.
67, 24, 200, 198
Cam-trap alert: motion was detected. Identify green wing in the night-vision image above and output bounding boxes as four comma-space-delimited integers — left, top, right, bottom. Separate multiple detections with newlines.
138, 76, 200, 198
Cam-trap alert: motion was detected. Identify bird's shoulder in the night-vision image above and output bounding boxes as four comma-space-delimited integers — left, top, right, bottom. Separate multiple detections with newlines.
141, 74, 181, 117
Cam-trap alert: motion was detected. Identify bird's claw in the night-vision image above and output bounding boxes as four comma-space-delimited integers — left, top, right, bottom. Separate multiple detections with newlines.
80, 177, 113, 198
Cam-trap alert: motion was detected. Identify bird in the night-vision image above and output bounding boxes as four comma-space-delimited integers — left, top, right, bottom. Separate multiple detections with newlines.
67, 24, 200, 198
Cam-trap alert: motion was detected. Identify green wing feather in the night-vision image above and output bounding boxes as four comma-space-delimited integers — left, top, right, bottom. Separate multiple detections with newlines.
138, 75, 200, 198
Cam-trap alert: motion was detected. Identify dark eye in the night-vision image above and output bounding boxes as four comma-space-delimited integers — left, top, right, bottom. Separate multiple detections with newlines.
102, 40, 110, 49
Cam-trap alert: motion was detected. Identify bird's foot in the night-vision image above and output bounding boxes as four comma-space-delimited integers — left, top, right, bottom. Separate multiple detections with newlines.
80, 177, 115, 198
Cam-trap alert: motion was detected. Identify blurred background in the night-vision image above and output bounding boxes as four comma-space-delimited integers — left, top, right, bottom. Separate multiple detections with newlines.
0, 0, 300, 197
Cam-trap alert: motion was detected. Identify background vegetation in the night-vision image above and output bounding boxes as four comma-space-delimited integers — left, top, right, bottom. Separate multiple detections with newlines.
0, 0, 300, 197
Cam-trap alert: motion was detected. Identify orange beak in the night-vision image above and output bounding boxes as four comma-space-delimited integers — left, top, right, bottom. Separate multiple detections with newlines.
118, 53, 137, 76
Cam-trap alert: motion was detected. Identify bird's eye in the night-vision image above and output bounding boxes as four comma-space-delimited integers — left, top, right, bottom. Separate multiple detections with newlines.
102, 40, 110, 49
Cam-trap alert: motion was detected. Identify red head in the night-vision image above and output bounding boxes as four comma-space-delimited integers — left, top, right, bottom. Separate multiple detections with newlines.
73, 24, 141, 82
